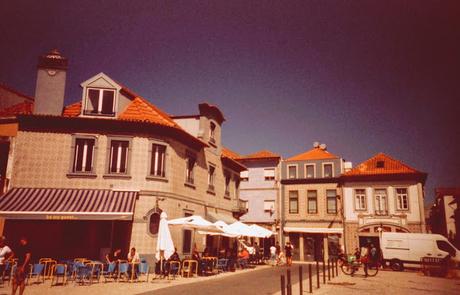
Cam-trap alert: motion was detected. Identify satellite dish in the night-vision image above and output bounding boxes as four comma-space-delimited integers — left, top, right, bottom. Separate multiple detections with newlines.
319, 143, 327, 150
313, 142, 320, 148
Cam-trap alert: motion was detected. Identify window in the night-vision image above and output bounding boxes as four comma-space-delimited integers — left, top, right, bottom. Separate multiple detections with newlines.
224, 173, 230, 197
72, 138, 95, 173
208, 164, 216, 192
305, 164, 315, 178
209, 122, 216, 143
327, 189, 337, 214
264, 168, 275, 181
374, 189, 387, 215
108, 140, 129, 174
150, 144, 166, 177
323, 163, 333, 178
436, 240, 456, 256
307, 190, 318, 214
182, 212, 193, 253
376, 160, 385, 168
264, 200, 275, 213
288, 165, 297, 179
396, 188, 409, 210
355, 189, 367, 210
289, 191, 299, 214
85, 88, 115, 115
240, 170, 249, 182
185, 154, 196, 184
149, 211, 162, 235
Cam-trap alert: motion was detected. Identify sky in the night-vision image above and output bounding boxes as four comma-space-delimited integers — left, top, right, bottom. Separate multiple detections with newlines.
1, 0, 459, 204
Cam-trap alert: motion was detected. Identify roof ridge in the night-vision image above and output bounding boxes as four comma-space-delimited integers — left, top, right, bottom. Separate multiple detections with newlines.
286, 147, 339, 161
0, 83, 34, 101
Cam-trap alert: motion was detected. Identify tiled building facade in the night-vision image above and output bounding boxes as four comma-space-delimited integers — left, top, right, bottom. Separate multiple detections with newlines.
0, 50, 245, 263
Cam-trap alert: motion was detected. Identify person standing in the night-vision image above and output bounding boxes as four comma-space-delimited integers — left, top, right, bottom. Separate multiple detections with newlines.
0, 236, 13, 276
12, 236, 31, 295
285, 241, 294, 266
269, 244, 277, 266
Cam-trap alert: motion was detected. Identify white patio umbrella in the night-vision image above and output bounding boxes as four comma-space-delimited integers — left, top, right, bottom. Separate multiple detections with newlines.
198, 220, 239, 237
156, 212, 175, 274
249, 224, 274, 238
227, 221, 257, 237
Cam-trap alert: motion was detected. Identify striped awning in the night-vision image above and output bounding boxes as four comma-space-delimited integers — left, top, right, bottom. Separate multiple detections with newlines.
0, 188, 137, 220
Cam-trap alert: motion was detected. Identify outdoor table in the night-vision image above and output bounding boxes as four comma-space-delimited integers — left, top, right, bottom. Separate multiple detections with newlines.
181, 260, 198, 278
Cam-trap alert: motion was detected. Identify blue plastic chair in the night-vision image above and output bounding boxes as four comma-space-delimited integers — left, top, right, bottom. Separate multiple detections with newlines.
27, 263, 45, 285
136, 262, 149, 282
102, 262, 117, 283
117, 262, 129, 282
217, 259, 228, 273
51, 264, 67, 286
74, 262, 91, 285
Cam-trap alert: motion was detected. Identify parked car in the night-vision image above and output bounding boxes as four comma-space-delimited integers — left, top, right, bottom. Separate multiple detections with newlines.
380, 232, 460, 271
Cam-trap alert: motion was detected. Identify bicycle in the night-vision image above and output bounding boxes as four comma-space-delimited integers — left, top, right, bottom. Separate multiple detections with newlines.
341, 255, 378, 277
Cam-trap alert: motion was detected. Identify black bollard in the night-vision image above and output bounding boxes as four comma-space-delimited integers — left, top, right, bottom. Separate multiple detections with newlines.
287, 269, 292, 295
299, 265, 303, 295
331, 259, 335, 278
336, 259, 339, 276
308, 264, 312, 293
327, 259, 331, 281
316, 261, 320, 288
281, 275, 286, 295
322, 260, 326, 284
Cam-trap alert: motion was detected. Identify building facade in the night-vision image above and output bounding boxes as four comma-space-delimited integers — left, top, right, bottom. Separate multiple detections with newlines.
237, 150, 281, 253
429, 188, 460, 248
0, 50, 246, 263
280, 144, 345, 261
340, 153, 427, 253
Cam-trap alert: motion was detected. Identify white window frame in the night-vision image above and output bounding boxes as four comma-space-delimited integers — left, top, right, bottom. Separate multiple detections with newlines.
107, 138, 131, 175
374, 188, 388, 215
395, 188, 409, 211
289, 191, 299, 214
71, 135, 97, 174
307, 190, 318, 214
84, 87, 117, 116
304, 164, 316, 178
264, 168, 275, 181
326, 189, 337, 214
322, 162, 334, 178
240, 170, 249, 182
208, 163, 216, 192
264, 200, 275, 212
185, 152, 196, 185
224, 171, 231, 197
209, 121, 216, 144
149, 142, 167, 178
287, 164, 298, 179
354, 188, 367, 211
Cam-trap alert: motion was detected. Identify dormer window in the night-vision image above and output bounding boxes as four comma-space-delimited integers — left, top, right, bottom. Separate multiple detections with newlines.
84, 88, 116, 116
209, 122, 216, 144
376, 160, 385, 168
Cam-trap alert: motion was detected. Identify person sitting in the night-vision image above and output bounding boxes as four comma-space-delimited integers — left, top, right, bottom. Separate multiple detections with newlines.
237, 248, 250, 269
0, 236, 13, 276
168, 248, 180, 262
105, 248, 122, 276
127, 247, 140, 279
166, 248, 180, 276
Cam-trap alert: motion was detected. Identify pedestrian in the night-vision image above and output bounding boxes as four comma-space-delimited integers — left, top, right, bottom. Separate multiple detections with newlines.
285, 241, 294, 266
12, 236, 31, 295
0, 236, 13, 276
270, 244, 277, 266
275, 241, 281, 256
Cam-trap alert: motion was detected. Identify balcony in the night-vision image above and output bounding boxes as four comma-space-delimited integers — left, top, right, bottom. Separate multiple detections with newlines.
232, 199, 248, 217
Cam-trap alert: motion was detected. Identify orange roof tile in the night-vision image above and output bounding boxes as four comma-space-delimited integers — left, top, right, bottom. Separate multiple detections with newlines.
286, 148, 339, 161
239, 150, 280, 160
343, 153, 422, 176
222, 147, 241, 159
118, 97, 179, 128
0, 101, 33, 117
62, 101, 82, 117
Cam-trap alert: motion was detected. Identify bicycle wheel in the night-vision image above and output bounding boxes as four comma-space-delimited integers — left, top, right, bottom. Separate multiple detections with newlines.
366, 263, 379, 277
341, 263, 354, 275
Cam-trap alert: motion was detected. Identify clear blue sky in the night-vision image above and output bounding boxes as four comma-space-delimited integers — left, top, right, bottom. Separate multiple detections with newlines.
1, 0, 459, 204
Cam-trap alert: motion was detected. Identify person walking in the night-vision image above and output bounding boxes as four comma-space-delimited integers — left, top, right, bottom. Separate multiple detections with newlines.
12, 236, 31, 295
269, 244, 277, 266
285, 241, 294, 266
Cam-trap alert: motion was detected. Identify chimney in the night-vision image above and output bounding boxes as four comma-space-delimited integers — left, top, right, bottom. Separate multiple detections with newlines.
34, 49, 68, 115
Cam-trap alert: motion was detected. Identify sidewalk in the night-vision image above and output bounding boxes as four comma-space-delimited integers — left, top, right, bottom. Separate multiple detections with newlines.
274, 267, 460, 295
0, 265, 271, 295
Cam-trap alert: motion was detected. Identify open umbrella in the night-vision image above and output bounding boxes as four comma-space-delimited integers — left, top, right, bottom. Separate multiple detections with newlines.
249, 224, 274, 238
226, 221, 256, 237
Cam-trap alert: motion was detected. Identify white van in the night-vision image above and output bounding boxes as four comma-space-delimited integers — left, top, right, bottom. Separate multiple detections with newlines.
380, 232, 460, 271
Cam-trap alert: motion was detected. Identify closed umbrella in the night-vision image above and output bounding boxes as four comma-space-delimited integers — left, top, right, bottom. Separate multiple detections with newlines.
156, 212, 175, 274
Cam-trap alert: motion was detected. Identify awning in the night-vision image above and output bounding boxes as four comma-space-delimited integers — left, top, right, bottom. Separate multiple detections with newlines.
0, 188, 137, 220
284, 227, 343, 234
206, 211, 238, 224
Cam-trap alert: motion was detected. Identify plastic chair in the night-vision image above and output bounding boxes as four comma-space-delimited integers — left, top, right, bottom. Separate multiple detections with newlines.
51, 264, 67, 286
1, 260, 15, 285
102, 262, 117, 283
168, 261, 181, 279
27, 263, 45, 285
217, 259, 228, 273
117, 262, 129, 282
74, 262, 91, 285
136, 262, 149, 282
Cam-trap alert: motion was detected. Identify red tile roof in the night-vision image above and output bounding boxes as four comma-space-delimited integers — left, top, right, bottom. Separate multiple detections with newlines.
222, 147, 241, 159
343, 153, 422, 176
239, 150, 281, 160
0, 101, 33, 117
118, 97, 180, 128
62, 101, 81, 117
286, 148, 338, 161
0, 83, 34, 101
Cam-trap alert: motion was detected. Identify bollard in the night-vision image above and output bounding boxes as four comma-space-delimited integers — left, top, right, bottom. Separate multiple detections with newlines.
281, 275, 286, 295
308, 264, 313, 293
336, 259, 339, 276
316, 260, 320, 288
287, 269, 292, 295
327, 259, 331, 281
299, 265, 303, 295
322, 260, 326, 284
